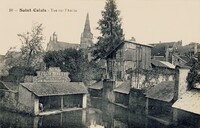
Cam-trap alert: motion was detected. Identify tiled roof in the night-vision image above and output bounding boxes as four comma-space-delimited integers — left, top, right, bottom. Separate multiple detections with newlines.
20, 82, 88, 96
104, 40, 152, 59
114, 82, 131, 94
173, 54, 190, 63
172, 90, 200, 115
0, 81, 18, 91
151, 60, 175, 69
146, 81, 175, 102
47, 41, 80, 51
88, 81, 103, 90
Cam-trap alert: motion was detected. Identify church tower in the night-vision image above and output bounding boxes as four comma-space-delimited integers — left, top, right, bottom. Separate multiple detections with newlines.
80, 13, 93, 49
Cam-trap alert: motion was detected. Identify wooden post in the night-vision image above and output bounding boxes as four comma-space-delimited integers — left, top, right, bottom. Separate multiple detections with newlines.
34, 97, 39, 115
61, 96, 63, 110
145, 98, 149, 115
82, 94, 87, 108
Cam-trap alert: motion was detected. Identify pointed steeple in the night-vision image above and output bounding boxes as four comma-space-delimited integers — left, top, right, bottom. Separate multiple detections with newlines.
84, 13, 91, 32
80, 13, 93, 49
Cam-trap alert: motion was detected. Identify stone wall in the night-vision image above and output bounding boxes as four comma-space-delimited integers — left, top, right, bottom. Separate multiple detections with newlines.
129, 89, 146, 115
131, 69, 175, 89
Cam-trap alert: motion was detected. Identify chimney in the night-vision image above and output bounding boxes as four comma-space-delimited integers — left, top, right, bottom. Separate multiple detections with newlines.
174, 66, 190, 101
53, 32, 57, 43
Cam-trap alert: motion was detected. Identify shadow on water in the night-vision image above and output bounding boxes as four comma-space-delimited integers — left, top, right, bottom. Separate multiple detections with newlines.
0, 97, 199, 128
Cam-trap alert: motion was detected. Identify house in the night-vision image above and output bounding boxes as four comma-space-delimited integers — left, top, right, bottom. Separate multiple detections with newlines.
145, 81, 175, 125
104, 40, 152, 81
18, 67, 88, 115
176, 42, 199, 57
150, 40, 182, 62
97, 41, 152, 104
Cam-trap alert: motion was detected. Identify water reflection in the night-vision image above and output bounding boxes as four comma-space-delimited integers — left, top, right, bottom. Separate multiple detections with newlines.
0, 98, 198, 128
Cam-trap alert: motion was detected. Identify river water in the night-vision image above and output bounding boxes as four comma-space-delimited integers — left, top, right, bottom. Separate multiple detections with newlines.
0, 98, 197, 128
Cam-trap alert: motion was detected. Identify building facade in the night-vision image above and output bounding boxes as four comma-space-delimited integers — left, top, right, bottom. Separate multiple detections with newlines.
105, 40, 152, 81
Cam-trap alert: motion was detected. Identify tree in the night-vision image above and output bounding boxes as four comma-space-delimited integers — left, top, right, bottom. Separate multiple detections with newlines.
186, 57, 200, 89
44, 48, 101, 84
2, 23, 45, 83
1, 66, 36, 83
93, 0, 124, 59
17, 23, 44, 68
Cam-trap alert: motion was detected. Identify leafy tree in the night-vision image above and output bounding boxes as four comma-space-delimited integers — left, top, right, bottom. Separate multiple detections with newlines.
5, 23, 45, 68
44, 48, 101, 84
18, 23, 44, 68
93, 0, 124, 59
2, 23, 45, 82
186, 57, 200, 89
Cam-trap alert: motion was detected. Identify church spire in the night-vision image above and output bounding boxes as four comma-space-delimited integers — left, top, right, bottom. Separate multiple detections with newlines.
84, 13, 91, 32
80, 13, 93, 49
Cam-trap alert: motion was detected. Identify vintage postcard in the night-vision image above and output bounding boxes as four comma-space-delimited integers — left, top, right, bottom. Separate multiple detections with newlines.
0, 0, 200, 128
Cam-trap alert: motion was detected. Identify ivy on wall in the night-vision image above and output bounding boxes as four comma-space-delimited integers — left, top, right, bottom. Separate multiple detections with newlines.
186, 58, 200, 89
127, 68, 175, 89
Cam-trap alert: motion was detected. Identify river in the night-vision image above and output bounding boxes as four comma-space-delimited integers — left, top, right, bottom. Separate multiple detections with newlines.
0, 97, 197, 128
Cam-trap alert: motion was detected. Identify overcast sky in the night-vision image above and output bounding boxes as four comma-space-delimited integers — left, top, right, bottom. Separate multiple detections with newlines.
0, 0, 200, 55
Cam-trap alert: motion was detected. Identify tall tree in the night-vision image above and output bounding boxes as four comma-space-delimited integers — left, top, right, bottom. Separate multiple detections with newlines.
93, 0, 124, 59
18, 23, 44, 68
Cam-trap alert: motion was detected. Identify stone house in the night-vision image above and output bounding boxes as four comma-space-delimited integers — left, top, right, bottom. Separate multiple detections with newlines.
18, 67, 88, 115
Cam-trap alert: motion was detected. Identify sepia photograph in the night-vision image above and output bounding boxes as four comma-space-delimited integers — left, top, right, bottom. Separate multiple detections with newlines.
0, 0, 200, 127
